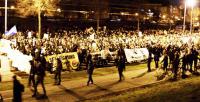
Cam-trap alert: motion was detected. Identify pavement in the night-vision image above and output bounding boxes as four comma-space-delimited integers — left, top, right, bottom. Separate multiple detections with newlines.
0, 67, 162, 102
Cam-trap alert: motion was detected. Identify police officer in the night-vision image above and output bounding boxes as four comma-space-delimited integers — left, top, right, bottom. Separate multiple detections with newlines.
54, 58, 62, 85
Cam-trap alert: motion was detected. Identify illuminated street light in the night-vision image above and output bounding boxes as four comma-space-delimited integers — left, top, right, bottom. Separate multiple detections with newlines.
10, 5, 15, 9
186, 0, 196, 7
183, 0, 196, 34
57, 8, 61, 12
121, 12, 125, 15
135, 13, 139, 16
162, 15, 166, 19
135, 13, 140, 33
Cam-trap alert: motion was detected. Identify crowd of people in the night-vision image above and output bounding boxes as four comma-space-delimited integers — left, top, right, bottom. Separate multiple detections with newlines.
1, 27, 200, 100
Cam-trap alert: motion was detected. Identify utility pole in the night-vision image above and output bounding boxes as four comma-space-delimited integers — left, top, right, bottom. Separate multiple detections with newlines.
96, 0, 100, 34
5, 0, 8, 33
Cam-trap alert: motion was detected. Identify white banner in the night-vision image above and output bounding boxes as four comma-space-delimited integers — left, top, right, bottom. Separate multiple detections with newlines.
0, 39, 32, 74
124, 48, 149, 63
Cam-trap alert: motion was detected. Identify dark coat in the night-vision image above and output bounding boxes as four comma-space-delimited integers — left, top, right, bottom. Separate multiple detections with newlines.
173, 54, 180, 69
56, 59, 62, 73
13, 78, 24, 102
117, 48, 126, 70
35, 61, 45, 77
87, 60, 94, 74
162, 55, 168, 67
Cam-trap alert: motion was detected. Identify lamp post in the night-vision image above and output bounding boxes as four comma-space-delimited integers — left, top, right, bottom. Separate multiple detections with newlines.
135, 13, 139, 32
183, 1, 187, 33
5, 0, 7, 33
190, 6, 194, 34
184, 0, 196, 34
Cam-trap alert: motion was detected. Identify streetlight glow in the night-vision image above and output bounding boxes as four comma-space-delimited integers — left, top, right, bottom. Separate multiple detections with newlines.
57, 8, 61, 12
135, 13, 139, 16
186, 0, 196, 7
10, 5, 15, 9
162, 15, 166, 19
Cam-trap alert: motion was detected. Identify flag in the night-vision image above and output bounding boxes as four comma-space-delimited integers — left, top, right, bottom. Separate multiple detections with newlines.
5, 25, 17, 36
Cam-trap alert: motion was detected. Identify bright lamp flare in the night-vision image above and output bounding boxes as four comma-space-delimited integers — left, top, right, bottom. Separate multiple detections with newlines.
186, 0, 196, 7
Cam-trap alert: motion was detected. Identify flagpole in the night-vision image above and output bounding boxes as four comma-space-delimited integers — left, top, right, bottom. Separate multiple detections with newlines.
5, 0, 8, 33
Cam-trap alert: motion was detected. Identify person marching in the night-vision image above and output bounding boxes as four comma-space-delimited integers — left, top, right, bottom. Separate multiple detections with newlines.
54, 58, 62, 85
172, 51, 180, 80
147, 45, 153, 72
181, 50, 188, 79
13, 75, 24, 102
28, 59, 36, 89
161, 50, 169, 72
116, 44, 126, 81
87, 53, 95, 86
32, 58, 46, 97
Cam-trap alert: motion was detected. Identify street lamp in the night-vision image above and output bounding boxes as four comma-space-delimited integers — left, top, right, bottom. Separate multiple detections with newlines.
5, 0, 7, 33
135, 13, 139, 32
10, 6, 15, 9
57, 8, 61, 12
183, 0, 196, 34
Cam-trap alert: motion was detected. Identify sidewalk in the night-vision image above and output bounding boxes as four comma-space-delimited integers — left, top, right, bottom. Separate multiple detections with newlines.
1, 68, 161, 102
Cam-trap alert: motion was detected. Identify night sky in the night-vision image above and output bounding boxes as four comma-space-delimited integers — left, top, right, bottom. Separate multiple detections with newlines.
109, 0, 181, 6
148, 0, 180, 5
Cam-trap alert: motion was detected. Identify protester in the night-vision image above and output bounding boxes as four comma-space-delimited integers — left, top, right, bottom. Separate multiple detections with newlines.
28, 59, 36, 89
13, 75, 24, 102
116, 44, 126, 81
54, 58, 62, 85
161, 50, 169, 72
2, 28, 199, 81
0, 94, 3, 102
32, 58, 46, 97
147, 45, 153, 72
172, 51, 180, 80
86, 53, 95, 86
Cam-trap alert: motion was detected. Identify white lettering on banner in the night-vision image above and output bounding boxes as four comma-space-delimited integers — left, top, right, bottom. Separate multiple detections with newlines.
124, 48, 149, 63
